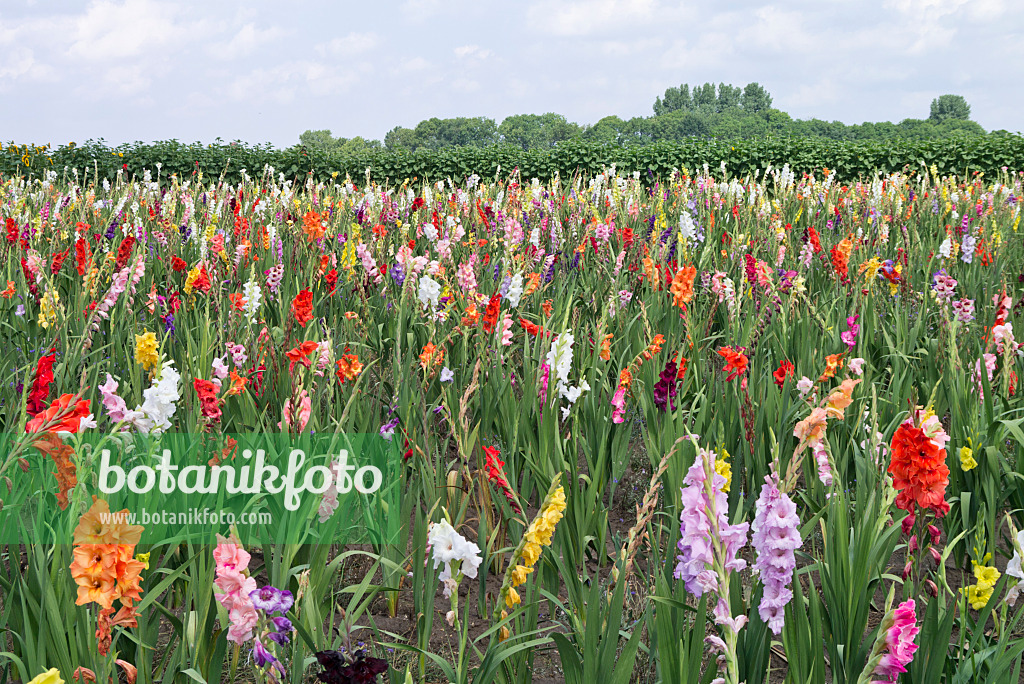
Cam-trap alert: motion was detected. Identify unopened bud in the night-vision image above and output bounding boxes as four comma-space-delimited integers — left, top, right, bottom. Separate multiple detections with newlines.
928, 524, 941, 546
18, 458, 29, 473
3, 476, 10, 494
908, 535, 918, 553
929, 546, 941, 564
925, 579, 938, 597
902, 561, 913, 579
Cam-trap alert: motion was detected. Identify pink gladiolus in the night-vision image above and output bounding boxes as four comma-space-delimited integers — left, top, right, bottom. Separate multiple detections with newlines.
611, 386, 627, 424
213, 535, 259, 645
281, 390, 312, 432
865, 599, 920, 683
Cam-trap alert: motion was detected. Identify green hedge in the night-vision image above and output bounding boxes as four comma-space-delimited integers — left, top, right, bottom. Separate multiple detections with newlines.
4, 134, 1024, 185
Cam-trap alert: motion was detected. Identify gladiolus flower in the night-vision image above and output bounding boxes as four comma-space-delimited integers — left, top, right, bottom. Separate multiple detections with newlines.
889, 412, 950, 518
291, 289, 314, 327
717, 346, 748, 381
773, 360, 794, 388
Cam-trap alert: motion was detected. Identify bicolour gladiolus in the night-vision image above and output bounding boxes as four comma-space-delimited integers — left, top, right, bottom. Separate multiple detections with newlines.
858, 599, 919, 684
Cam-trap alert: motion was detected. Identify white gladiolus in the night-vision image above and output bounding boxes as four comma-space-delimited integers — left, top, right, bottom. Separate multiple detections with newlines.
242, 277, 262, 323
135, 361, 181, 434
417, 275, 442, 310
506, 273, 524, 307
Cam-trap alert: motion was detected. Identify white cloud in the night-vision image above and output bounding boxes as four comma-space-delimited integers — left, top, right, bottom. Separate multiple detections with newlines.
0, 48, 55, 86
599, 37, 662, 57
396, 56, 431, 72
316, 32, 380, 58
451, 77, 480, 92
526, 0, 665, 37
454, 44, 492, 60
67, 0, 202, 61
210, 23, 284, 60
400, 0, 442, 20
228, 61, 360, 104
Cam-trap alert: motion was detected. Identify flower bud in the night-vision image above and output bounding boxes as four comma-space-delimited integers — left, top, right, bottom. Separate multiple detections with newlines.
908, 535, 918, 553
901, 511, 916, 536
902, 561, 913, 579
928, 524, 941, 546
929, 546, 941, 564
925, 579, 938, 597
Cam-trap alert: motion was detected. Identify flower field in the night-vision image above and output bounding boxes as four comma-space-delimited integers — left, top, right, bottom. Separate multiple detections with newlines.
2, 161, 1024, 684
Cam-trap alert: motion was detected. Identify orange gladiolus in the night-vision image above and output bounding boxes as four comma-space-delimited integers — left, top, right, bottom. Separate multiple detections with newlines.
419, 343, 443, 370
33, 432, 77, 509
336, 354, 363, 383
670, 265, 696, 308
819, 353, 845, 381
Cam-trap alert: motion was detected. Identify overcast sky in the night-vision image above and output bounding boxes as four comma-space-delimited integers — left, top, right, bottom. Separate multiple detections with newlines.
1, 0, 1021, 148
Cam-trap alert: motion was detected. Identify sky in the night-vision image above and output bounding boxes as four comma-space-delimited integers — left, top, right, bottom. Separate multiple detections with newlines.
1, 0, 1021, 148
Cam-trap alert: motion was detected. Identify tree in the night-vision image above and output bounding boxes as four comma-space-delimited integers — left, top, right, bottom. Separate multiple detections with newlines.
413, 117, 498, 149
384, 126, 419, 151
299, 130, 382, 154
653, 84, 691, 115
691, 83, 718, 113
741, 83, 773, 113
299, 129, 340, 152
929, 94, 971, 123
498, 113, 582, 150
650, 110, 712, 140
583, 115, 626, 144
717, 83, 743, 112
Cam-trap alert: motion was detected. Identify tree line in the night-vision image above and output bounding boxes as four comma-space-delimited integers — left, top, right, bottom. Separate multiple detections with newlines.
300, 84, 996, 153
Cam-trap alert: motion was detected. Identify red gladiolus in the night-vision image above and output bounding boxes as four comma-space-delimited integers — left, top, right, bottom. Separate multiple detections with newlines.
27, 352, 56, 415
807, 226, 822, 253
717, 346, 748, 381
51, 249, 69, 275
482, 293, 501, 333
170, 256, 188, 272
194, 379, 221, 423
26, 394, 91, 434
115, 236, 136, 271
286, 340, 320, 372
325, 269, 338, 294
191, 266, 212, 294
773, 360, 795, 388
889, 420, 950, 518
76, 238, 92, 276
291, 289, 314, 327
483, 446, 521, 514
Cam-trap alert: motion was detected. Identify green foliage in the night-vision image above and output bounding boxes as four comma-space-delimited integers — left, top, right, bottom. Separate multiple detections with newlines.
930, 94, 972, 123
8, 133, 1024, 187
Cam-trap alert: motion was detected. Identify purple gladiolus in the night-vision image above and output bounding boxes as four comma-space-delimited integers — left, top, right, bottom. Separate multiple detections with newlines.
751, 476, 802, 635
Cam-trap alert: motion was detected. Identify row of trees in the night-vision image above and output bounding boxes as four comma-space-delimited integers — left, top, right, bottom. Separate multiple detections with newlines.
300, 83, 991, 153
